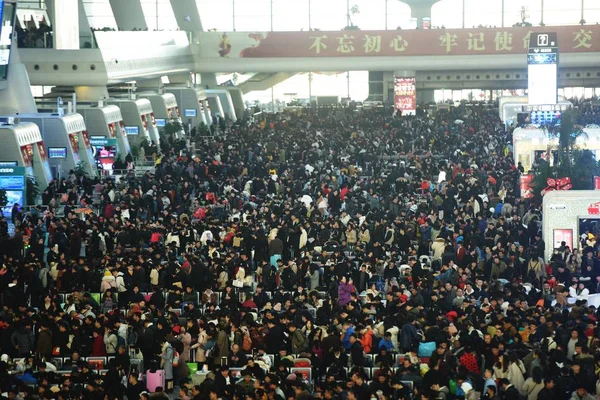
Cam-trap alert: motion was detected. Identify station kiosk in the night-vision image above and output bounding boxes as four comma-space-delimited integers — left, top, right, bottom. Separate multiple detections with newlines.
106, 98, 160, 146
0, 122, 52, 187
16, 113, 96, 178
78, 105, 131, 158
165, 86, 210, 131
139, 93, 186, 136
205, 89, 237, 122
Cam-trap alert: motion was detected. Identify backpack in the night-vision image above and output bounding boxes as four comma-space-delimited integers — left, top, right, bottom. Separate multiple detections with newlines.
242, 330, 253, 352
172, 350, 180, 367
127, 326, 139, 347
117, 334, 126, 348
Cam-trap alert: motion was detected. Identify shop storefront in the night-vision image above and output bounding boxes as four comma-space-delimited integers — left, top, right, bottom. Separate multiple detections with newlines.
542, 190, 600, 261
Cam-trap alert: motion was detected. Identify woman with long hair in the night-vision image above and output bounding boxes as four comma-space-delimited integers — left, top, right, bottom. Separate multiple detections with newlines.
522, 366, 544, 400
505, 352, 526, 396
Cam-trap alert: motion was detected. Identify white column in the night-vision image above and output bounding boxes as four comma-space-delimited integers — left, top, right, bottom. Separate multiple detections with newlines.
108, 0, 148, 31
46, 0, 80, 49
169, 0, 204, 31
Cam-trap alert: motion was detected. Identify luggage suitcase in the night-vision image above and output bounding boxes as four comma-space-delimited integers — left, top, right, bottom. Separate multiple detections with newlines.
146, 369, 166, 392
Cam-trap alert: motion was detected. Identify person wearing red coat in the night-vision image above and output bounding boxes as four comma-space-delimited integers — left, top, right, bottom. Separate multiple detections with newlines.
92, 331, 107, 357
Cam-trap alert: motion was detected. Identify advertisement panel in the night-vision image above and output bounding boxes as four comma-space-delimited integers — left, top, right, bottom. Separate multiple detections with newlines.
394, 77, 416, 114
520, 173, 534, 198
553, 229, 573, 250
0, 166, 26, 215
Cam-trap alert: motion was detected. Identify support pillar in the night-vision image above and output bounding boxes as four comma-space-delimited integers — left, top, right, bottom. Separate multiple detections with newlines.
200, 73, 218, 88
169, 0, 203, 32
417, 89, 435, 104
136, 78, 164, 92
402, 0, 441, 29
108, 0, 147, 31
167, 73, 192, 86
46, 0, 80, 49
74, 86, 109, 102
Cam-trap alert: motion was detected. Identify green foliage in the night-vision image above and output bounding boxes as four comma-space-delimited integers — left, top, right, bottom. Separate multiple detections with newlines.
531, 159, 552, 199
26, 175, 39, 206
198, 122, 210, 136
164, 121, 183, 136
0, 189, 7, 208
556, 109, 587, 175
73, 161, 90, 178
571, 149, 599, 190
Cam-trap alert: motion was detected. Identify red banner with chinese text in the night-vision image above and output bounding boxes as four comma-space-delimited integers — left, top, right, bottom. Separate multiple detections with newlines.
36, 142, 47, 162
394, 77, 416, 114
20, 145, 32, 167
203, 25, 600, 58
68, 133, 79, 155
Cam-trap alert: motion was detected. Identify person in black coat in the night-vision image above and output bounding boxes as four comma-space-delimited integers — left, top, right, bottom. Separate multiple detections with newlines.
141, 319, 159, 370
538, 377, 559, 400
265, 319, 285, 355
348, 334, 365, 367
213, 366, 232, 398
499, 378, 520, 400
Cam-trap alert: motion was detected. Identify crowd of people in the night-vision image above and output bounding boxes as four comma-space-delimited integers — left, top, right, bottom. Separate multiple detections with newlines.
0, 103, 599, 400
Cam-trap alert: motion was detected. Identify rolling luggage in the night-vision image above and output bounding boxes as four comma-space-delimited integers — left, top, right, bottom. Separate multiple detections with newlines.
146, 369, 166, 392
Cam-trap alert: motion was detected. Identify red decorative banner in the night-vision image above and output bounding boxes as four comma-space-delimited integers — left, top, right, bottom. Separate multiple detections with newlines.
36, 142, 47, 162
520, 173, 534, 198
68, 133, 80, 155
81, 130, 91, 149
541, 177, 572, 195
204, 25, 600, 58
394, 77, 416, 114
108, 123, 117, 138
20, 145, 32, 167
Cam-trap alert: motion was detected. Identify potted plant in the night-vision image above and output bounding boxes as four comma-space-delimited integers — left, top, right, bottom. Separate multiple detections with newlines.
26, 175, 40, 206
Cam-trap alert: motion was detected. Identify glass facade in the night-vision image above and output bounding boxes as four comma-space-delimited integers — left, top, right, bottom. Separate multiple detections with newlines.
18, 0, 600, 33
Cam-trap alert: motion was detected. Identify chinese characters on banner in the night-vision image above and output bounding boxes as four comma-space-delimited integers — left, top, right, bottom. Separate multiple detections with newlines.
228, 25, 600, 58
394, 77, 416, 115
20, 145, 33, 167
36, 142, 47, 162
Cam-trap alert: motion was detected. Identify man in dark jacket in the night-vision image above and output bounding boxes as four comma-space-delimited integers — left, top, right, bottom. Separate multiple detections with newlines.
348, 334, 365, 367
265, 319, 285, 355
11, 321, 34, 357
400, 316, 420, 353
141, 319, 158, 370
499, 378, 520, 400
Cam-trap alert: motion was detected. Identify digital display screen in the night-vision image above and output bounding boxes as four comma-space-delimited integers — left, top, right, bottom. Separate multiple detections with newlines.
184, 109, 197, 117
98, 146, 116, 159
394, 77, 416, 115
48, 147, 67, 159
0, 1, 15, 75
528, 63, 557, 105
527, 53, 558, 65
124, 126, 139, 135
0, 175, 24, 190
155, 118, 166, 127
